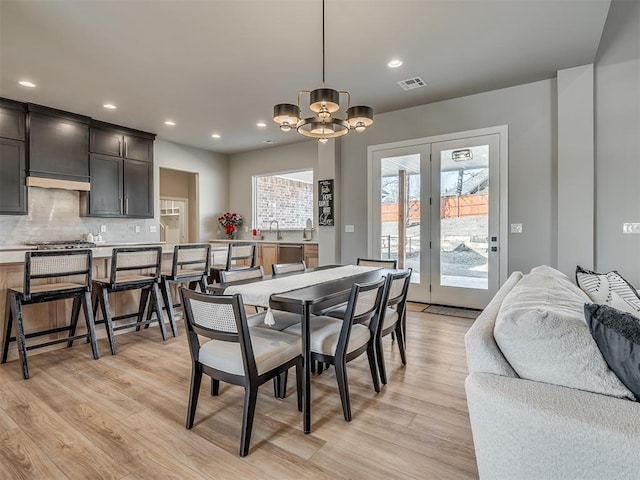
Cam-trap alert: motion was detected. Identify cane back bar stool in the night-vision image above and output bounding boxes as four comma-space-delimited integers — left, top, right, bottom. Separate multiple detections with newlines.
92, 246, 164, 355
1, 249, 99, 379
147, 243, 211, 337
272, 261, 306, 275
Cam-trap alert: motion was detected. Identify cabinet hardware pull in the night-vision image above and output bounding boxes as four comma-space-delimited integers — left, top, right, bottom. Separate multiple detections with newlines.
124, 140, 128, 158
125, 198, 129, 214
120, 197, 124, 214
118, 138, 122, 157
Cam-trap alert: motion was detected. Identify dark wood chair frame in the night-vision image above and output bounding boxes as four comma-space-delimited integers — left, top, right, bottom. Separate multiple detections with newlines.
272, 260, 306, 275
92, 246, 164, 355
1, 249, 99, 379
225, 242, 258, 271
375, 268, 412, 385
180, 288, 302, 457
146, 243, 211, 337
312, 277, 386, 422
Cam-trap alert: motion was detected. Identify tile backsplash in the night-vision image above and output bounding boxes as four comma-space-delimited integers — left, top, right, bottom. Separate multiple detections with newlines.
0, 187, 159, 246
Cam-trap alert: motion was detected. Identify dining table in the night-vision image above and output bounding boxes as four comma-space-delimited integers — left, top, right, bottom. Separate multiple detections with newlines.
207, 264, 389, 433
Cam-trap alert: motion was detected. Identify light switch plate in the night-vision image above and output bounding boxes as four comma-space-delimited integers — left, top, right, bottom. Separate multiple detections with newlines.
510, 223, 523, 234
345, 225, 355, 233
100, 224, 106, 232
149, 225, 157, 233
135, 225, 141, 233
623, 223, 640, 234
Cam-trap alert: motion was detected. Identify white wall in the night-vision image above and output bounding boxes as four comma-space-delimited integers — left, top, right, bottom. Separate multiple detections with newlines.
340, 79, 557, 275
228, 140, 317, 239
594, 0, 640, 285
154, 139, 229, 242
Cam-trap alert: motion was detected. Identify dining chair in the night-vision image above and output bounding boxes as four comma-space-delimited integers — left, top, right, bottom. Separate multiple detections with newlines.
272, 261, 306, 275
1, 250, 99, 379
147, 243, 211, 336
283, 277, 386, 421
375, 268, 412, 384
180, 288, 302, 456
357, 257, 398, 268
225, 242, 257, 270
92, 246, 165, 355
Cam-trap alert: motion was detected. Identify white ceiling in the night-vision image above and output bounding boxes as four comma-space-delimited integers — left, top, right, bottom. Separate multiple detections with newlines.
0, 0, 611, 155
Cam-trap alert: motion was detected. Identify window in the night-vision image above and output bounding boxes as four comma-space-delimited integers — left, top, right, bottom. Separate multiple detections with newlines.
253, 170, 314, 230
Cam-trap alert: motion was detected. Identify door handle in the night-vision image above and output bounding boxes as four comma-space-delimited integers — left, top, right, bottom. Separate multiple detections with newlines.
491, 246, 498, 252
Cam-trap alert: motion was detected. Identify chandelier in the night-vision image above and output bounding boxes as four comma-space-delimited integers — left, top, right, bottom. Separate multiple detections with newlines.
272, 0, 373, 144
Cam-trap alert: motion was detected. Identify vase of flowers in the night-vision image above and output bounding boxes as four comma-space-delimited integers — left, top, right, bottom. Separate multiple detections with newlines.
218, 212, 242, 238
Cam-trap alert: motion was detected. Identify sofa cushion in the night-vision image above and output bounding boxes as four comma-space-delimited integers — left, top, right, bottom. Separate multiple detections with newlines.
494, 265, 634, 400
576, 266, 640, 316
585, 303, 640, 400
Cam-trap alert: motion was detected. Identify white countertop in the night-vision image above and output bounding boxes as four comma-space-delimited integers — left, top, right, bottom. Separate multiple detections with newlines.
210, 239, 318, 245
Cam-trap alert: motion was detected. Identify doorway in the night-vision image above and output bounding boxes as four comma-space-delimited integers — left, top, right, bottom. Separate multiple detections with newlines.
159, 168, 199, 244
368, 126, 508, 309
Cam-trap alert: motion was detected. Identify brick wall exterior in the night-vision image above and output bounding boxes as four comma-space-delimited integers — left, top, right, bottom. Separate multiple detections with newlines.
256, 176, 313, 229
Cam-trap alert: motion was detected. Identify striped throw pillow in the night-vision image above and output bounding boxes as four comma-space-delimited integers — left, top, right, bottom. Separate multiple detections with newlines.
576, 266, 640, 316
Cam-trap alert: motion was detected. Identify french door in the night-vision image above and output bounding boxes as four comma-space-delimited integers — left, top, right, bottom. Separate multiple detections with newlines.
369, 127, 507, 309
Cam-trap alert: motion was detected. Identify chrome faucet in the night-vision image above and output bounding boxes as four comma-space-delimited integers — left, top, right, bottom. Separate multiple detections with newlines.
303, 227, 312, 240
269, 220, 283, 240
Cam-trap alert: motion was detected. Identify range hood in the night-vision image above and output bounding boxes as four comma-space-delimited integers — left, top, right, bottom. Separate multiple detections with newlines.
26, 176, 90, 191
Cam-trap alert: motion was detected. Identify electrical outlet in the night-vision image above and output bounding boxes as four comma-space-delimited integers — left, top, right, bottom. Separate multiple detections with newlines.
149, 225, 157, 233
135, 225, 141, 233
100, 224, 106, 232
511, 223, 523, 234
623, 223, 640, 234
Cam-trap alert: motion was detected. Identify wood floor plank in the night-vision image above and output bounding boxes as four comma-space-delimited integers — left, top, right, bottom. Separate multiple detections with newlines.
0, 303, 479, 479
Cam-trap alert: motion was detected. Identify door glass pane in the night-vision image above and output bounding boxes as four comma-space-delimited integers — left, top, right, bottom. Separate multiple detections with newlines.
439, 145, 489, 289
380, 154, 421, 283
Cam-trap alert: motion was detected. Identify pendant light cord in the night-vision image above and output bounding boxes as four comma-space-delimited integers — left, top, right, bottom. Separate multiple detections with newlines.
322, 0, 325, 87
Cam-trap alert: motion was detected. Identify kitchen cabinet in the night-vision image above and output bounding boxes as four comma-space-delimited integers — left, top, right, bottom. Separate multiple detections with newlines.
28, 104, 90, 182
0, 99, 27, 215
259, 243, 278, 275
83, 121, 155, 218
304, 244, 319, 268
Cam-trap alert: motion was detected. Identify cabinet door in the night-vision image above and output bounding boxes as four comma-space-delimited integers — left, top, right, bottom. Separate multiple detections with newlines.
123, 159, 153, 217
29, 113, 89, 181
260, 244, 278, 275
124, 135, 153, 163
90, 128, 122, 156
89, 154, 123, 216
304, 244, 319, 268
0, 107, 25, 141
0, 138, 27, 214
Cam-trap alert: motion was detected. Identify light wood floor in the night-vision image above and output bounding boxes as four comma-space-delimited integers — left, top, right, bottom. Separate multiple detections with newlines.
0, 303, 478, 479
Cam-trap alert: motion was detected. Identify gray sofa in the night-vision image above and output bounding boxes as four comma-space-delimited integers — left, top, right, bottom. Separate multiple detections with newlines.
465, 269, 640, 480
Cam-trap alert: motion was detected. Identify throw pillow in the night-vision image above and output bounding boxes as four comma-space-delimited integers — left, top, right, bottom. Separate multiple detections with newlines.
494, 265, 634, 400
585, 303, 640, 400
576, 266, 640, 316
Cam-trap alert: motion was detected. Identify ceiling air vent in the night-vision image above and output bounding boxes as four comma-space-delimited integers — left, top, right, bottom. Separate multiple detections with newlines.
397, 77, 426, 91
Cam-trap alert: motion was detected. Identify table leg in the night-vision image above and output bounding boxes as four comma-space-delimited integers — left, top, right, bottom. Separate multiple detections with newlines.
302, 301, 311, 433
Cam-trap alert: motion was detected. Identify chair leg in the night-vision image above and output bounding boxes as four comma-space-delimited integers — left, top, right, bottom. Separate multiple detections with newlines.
366, 343, 380, 393
239, 385, 259, 457
376, 335, 388, 385
89, 287, 100, 344
211, 378, 220, 396
317, 361, 324, 375
140, 287, 151, 330
10, 295, 29, 380
198, 277, 207, 293
67, 296, 82, 348
2, 292, 14, 364
278, 371, 288, 398
295, 359, 303, 412
82, 291, 100, 360
186, 364, 203, 429
160, 279, 178, 337
150, 283, 167, 341
395, 323, 407, 365
335, 361, 351, 422
99, 287, 117, 356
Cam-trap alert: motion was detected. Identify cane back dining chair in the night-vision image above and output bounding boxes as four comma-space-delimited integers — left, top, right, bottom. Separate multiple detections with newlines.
92, 246, 164, 355
272, 261, 306, 275
226, 242, 257, 270
283, 276, 386, 421
147, 243, 211, 336
180, 288, 302, 456
356, 257, 398, 269
375, 268, 412, 384
1, 250, 99, 379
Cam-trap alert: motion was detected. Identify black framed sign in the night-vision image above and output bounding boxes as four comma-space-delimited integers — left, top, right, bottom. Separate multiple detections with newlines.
318, 179, 334, 226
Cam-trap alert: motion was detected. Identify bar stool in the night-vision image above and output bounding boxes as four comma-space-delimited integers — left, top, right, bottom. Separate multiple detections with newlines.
92, 246, 164, 355
147, 243, 211, 336
1, 250, 99, 379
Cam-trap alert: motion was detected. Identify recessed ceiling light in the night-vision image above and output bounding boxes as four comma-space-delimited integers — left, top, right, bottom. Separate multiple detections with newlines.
18, 80, 36, 88
387, 59, 403, 68
103, 103, 117, 109
164, 120, 176, 126
256, 122, 267, 127
211, 133, 221, 139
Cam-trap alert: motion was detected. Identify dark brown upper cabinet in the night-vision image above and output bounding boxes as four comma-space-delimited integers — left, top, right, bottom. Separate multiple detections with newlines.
90, 122, 154, 163
27, 104, 90, 182
0, 99, 27, 214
